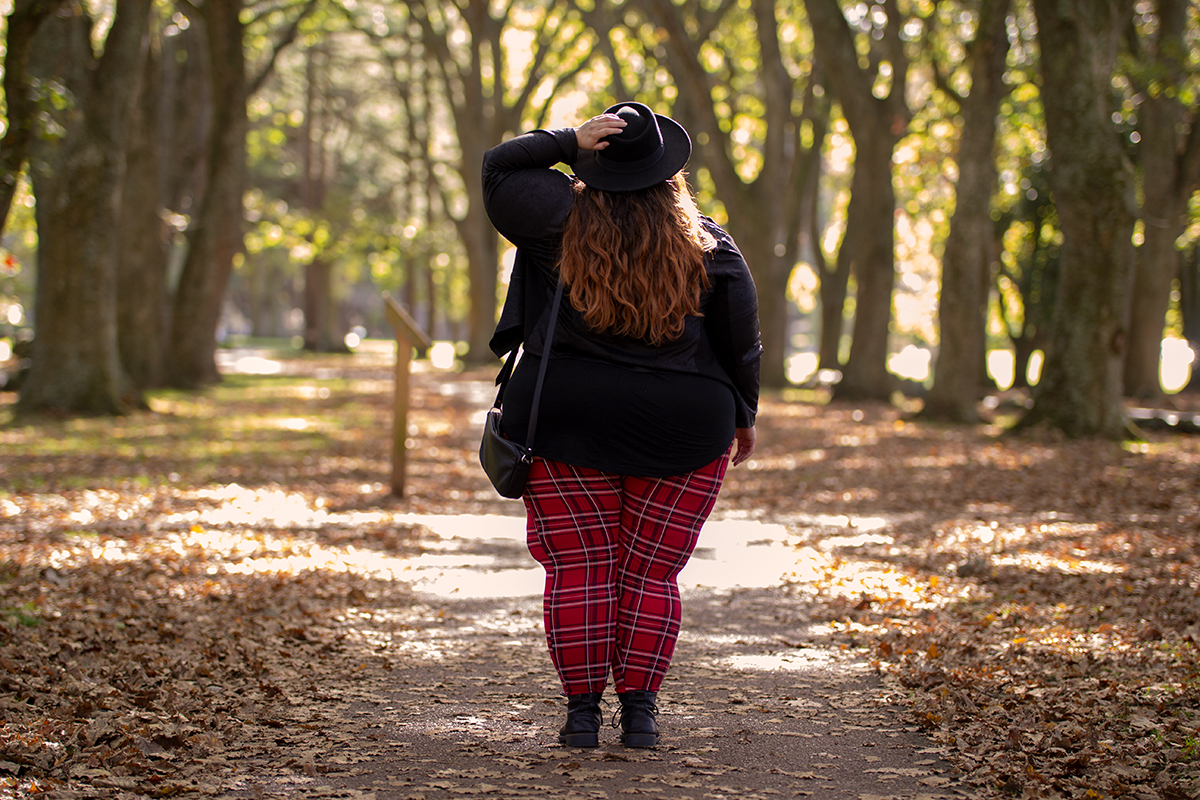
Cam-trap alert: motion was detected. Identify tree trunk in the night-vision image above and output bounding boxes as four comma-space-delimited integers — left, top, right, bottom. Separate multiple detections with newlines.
458, 138, 501, 363
304, 258, 345, 351
806, 0, 912, 402
118, 32, 168, 391
923, 0, 1011, 422
19, 0, 151, 417
159, 23, 211, 224
1020, 0, 1136, 438
1124, 0, 1194, 400
1011, 334, 1038, 390
166, 0, 246, 388
297, 45, 345, 353
731, 200, 791, 389
0, 0, 70, 237
809, 136, 850, 375
816, 247, 851, 373
1180, 246, 1200, 394
836, 132, 900, 400
1125, 96, 1184, 399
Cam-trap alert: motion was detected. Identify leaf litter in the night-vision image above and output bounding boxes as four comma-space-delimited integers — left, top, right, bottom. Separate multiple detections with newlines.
0, 347, 1197, 799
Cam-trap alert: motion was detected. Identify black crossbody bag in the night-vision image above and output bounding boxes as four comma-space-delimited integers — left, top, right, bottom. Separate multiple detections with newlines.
479, 281, 565, 498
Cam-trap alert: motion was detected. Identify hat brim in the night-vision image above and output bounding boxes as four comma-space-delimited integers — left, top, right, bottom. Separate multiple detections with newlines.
572, 114, 691, 192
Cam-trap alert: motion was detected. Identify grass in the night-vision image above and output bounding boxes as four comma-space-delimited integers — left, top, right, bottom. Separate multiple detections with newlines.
1, 603, 40, 627
0, 368, 394, 493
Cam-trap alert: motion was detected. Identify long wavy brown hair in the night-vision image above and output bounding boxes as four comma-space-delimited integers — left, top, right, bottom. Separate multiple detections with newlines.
558, 173, 716, 345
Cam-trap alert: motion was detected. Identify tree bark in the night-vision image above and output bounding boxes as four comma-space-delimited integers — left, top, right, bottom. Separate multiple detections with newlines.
304, 258, 346, 351
0, 0, 70, 237
1180, 246, 1200, 393
1020, 0, 1137, 438
808, 120, 848, 375
806, 0, 911, 402
298, 45, 345, 353
457, 134, 502, 363
19, 0, 151, 417
159, 23, 212, 224
118, 30, 168, 391
816, 209, 851, 373
836, 132, 901, 400
1126, 95, 1185, 399
166, 0, 246, 388
1123, 0, 1195, 400
923, 0, 1012, 422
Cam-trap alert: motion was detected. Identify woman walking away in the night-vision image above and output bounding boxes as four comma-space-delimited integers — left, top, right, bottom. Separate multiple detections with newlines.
482, 102, 761, 748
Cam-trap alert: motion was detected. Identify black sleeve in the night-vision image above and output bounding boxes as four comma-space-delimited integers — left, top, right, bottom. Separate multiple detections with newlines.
482, 128, 579, 246
702, 220, 762, 428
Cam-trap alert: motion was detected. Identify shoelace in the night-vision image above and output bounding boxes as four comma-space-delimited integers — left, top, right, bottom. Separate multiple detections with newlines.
612, 700, 659, 728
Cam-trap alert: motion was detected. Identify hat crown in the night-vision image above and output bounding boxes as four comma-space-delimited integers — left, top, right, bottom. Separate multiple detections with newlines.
597, 104, 665, 173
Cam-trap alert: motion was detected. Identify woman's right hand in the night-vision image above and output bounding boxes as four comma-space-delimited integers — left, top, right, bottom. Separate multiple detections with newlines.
575, 113, 626, 152
731, 426, 756, 466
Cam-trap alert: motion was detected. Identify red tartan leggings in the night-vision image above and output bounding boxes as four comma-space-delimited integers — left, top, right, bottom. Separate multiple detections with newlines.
522, 450, 730, 696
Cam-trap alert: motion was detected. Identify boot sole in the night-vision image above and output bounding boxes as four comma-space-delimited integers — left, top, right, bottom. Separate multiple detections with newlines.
621, 733, 659, 748
559, 732, 599, 748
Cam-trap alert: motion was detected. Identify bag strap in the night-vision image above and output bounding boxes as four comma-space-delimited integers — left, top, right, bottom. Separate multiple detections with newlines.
492, 280, 565, 454
525, 280, 564, 451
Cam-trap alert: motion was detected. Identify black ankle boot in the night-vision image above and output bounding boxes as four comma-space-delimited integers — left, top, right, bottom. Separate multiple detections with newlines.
559, 691, 604, 748
615, 691, 659, 748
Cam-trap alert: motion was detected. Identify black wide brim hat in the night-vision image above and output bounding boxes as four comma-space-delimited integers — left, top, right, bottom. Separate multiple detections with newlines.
572, 102, 692, 192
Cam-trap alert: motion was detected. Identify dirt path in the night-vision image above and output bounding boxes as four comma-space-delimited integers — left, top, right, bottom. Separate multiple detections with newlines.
214, 515, 962, 800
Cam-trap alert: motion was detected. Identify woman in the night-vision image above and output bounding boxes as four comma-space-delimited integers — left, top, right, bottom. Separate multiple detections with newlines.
482, 102, 761, 748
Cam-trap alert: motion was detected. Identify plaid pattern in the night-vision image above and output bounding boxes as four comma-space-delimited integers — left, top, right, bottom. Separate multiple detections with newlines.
523, 451, 729, 695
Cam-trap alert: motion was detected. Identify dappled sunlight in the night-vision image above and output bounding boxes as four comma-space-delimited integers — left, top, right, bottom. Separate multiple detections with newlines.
788, 513, 891, 533
722, 650, 858, 672
990, 550, 1125, 575
36, 487, 888, 599
902, 451, 971, 469
1162, 337, 1194, 393
786, 351, 818, 384
167, 484, 390, 529
215, 352, 283, 375
816, 558, 971, 612
887, 345, 932, 383
742, 449, 827, 470
816, 530, 892, 550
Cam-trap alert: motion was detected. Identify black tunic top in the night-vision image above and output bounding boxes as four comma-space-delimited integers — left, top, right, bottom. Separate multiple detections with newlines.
482, 128, 761, 478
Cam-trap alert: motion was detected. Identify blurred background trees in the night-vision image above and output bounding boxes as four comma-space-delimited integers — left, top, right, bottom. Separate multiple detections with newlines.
1, 0, 1197, 436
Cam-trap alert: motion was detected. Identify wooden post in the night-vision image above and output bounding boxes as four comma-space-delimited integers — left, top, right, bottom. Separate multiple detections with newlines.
383, 293, 432, 497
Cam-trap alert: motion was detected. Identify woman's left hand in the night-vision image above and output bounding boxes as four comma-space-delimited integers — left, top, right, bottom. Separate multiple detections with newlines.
731, 427, 756, 466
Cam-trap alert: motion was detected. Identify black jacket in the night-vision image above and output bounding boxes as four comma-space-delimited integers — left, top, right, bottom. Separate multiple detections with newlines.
482, 127, 761, 429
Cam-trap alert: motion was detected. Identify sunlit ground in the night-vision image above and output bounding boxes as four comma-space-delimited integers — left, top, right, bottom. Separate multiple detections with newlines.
212, 337, 1195, 395
787, 339, 1195, 391
21, 483, 945, 606
22, 480, 1144, 655
153, 488, 852, 597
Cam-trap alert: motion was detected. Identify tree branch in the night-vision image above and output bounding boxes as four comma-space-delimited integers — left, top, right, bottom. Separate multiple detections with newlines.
247, 0, 321, 96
